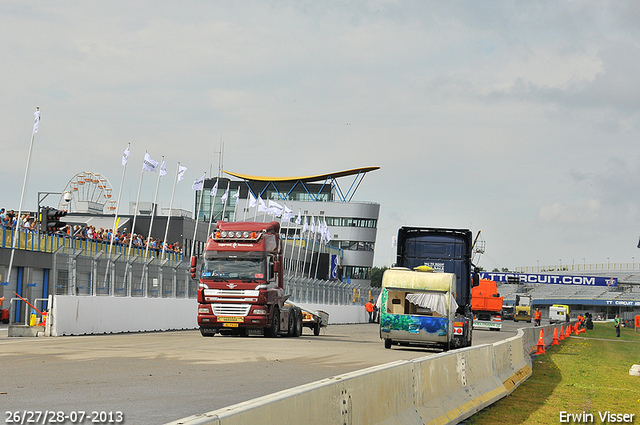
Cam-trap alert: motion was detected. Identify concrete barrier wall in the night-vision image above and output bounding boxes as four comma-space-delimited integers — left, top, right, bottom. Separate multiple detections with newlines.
166, 327, 554, 425
52, 296, 198, 336
50, 297, 368, 336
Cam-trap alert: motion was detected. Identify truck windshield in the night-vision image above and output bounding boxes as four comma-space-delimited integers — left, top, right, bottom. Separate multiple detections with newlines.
202, 253, 266, 281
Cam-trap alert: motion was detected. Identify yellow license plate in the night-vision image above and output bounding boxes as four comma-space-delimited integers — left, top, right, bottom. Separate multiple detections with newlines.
222, 323, 239, 327
218, 316, 244, 323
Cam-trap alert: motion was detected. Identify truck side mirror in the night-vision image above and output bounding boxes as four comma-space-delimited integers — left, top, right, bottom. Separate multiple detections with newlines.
190, 256, 197, 279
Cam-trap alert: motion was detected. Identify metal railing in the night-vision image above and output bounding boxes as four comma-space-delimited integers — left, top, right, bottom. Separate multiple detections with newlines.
0, 226, 183, 262
3, 227, 376, 308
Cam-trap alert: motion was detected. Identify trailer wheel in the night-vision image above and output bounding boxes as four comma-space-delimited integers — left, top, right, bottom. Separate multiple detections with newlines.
293, 309, 303, 337
313, 322, 321, 336
384, 339, 392, 349
266, 307, 280, 338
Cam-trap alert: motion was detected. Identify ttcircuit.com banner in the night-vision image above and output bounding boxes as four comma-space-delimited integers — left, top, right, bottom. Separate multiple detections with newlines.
479, 272, 618, 287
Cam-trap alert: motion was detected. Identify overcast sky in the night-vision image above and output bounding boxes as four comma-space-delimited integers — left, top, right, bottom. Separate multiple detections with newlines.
2, 1, 640, 270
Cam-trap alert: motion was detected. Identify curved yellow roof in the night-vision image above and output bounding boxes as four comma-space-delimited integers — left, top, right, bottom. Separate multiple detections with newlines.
223, 166, 380, 183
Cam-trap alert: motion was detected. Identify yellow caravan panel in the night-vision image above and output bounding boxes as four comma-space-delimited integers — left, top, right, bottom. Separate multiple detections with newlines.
382, 268, 456, 294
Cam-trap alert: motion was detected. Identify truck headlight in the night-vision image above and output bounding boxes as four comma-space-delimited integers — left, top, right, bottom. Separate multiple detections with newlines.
198, 308, 209, 314
253, 309, 267, 315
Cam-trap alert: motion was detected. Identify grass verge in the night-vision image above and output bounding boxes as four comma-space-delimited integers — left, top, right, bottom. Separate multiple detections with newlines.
466, 323, 640, 424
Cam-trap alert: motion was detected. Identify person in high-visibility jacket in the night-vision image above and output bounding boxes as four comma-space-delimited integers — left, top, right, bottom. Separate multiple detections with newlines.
365, 300, 374, 323
534, 308, 542, 326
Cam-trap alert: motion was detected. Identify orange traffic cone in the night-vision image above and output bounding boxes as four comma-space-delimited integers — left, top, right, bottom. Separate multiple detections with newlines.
565, 324, 571, 338
574, 323, 579, 335
578, 327, 586, 334
552, 327, 559, 345
559, 325, 565, 340
535, 329, 545, 355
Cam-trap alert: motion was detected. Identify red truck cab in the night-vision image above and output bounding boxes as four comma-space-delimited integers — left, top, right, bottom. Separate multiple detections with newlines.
195, 221, 302, 337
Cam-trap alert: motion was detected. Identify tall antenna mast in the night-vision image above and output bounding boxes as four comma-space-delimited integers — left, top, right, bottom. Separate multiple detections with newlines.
218, 135, 224, 178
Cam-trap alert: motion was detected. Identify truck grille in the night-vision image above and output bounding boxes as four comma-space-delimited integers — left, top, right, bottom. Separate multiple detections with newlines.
204, 289, 259, 297
212, 304, 252, 316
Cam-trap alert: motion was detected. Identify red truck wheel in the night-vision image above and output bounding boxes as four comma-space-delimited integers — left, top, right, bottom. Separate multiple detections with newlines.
266, 307, 280, 338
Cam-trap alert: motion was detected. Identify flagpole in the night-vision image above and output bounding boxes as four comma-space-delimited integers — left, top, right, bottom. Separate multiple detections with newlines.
232, 186, 240, 221
206, 177, 219, 239
104, 142, 130, 293
145, 156, 164, 258
162, 162, 182, 261
308, 216, 319, 279
220, 181, 230, 221
301, 221, 311, 278
6, 107, 40, 287
243, 189, 250, 222
191, 172, 206, 258
127, 152, 146, 258
314, 214, 326, 280
109, 142, 129, 253
253, 193, 259, 221
294, 213, 304, 277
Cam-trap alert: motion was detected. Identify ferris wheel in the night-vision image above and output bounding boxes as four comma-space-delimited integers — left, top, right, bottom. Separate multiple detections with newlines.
58, 172, 117, 214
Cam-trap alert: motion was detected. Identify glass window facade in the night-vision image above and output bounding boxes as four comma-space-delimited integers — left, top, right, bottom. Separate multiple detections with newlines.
343, 266, 372, 280
325, 217, 377, 228
328, 240, 375, 251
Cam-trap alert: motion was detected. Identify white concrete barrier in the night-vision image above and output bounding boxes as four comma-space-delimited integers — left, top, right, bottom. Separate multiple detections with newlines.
49, 297, 369, 336
166, 329, 539, 425
51, 296, 197, 336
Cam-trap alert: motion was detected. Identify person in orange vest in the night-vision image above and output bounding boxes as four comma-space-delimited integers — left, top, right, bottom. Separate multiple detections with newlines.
534, 307, 542, 326
365, 300, 374, 323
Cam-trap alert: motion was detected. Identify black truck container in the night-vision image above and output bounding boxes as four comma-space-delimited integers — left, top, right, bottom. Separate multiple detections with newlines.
395, 226, 477, 347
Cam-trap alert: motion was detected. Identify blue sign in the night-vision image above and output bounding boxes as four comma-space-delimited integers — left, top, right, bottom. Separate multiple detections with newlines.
479, 272, 617, 287
330, 255, 338, 280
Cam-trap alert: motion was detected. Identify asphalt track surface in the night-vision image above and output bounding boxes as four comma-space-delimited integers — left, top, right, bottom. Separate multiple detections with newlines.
0, 321, 534, 425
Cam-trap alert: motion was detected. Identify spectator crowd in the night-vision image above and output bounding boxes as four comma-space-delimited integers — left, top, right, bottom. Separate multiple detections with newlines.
1, 207, 183, 255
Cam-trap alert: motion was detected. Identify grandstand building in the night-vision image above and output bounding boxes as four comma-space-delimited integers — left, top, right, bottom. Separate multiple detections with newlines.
194, 167, 380, 286
485, 270, 640, 325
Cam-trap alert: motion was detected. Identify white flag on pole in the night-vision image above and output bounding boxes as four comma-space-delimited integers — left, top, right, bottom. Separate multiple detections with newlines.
143, 153, 159, 172
177, 165, 187, 181
310, 217, 316, 234
221, 186, 230, 204
249, 191, 258, 208
282, 205, 295, 221
232, 189, 240, 200
192, 174, 205, 191
160, 161, 167, 176
302, 217, 308, 233
322, 218, 331, 243
258, 197, 269, 213
122, 145, 130, 166
33, 108, 40, 134
210, 179, 219, 197
268, 200, 283, 217
295, 209, 302, 225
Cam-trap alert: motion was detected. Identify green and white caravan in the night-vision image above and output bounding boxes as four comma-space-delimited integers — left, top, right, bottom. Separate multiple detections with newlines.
380, 266, 465, 351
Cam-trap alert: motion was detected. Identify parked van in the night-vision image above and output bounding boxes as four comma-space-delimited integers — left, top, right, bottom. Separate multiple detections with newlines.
549, 304, 570, 324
